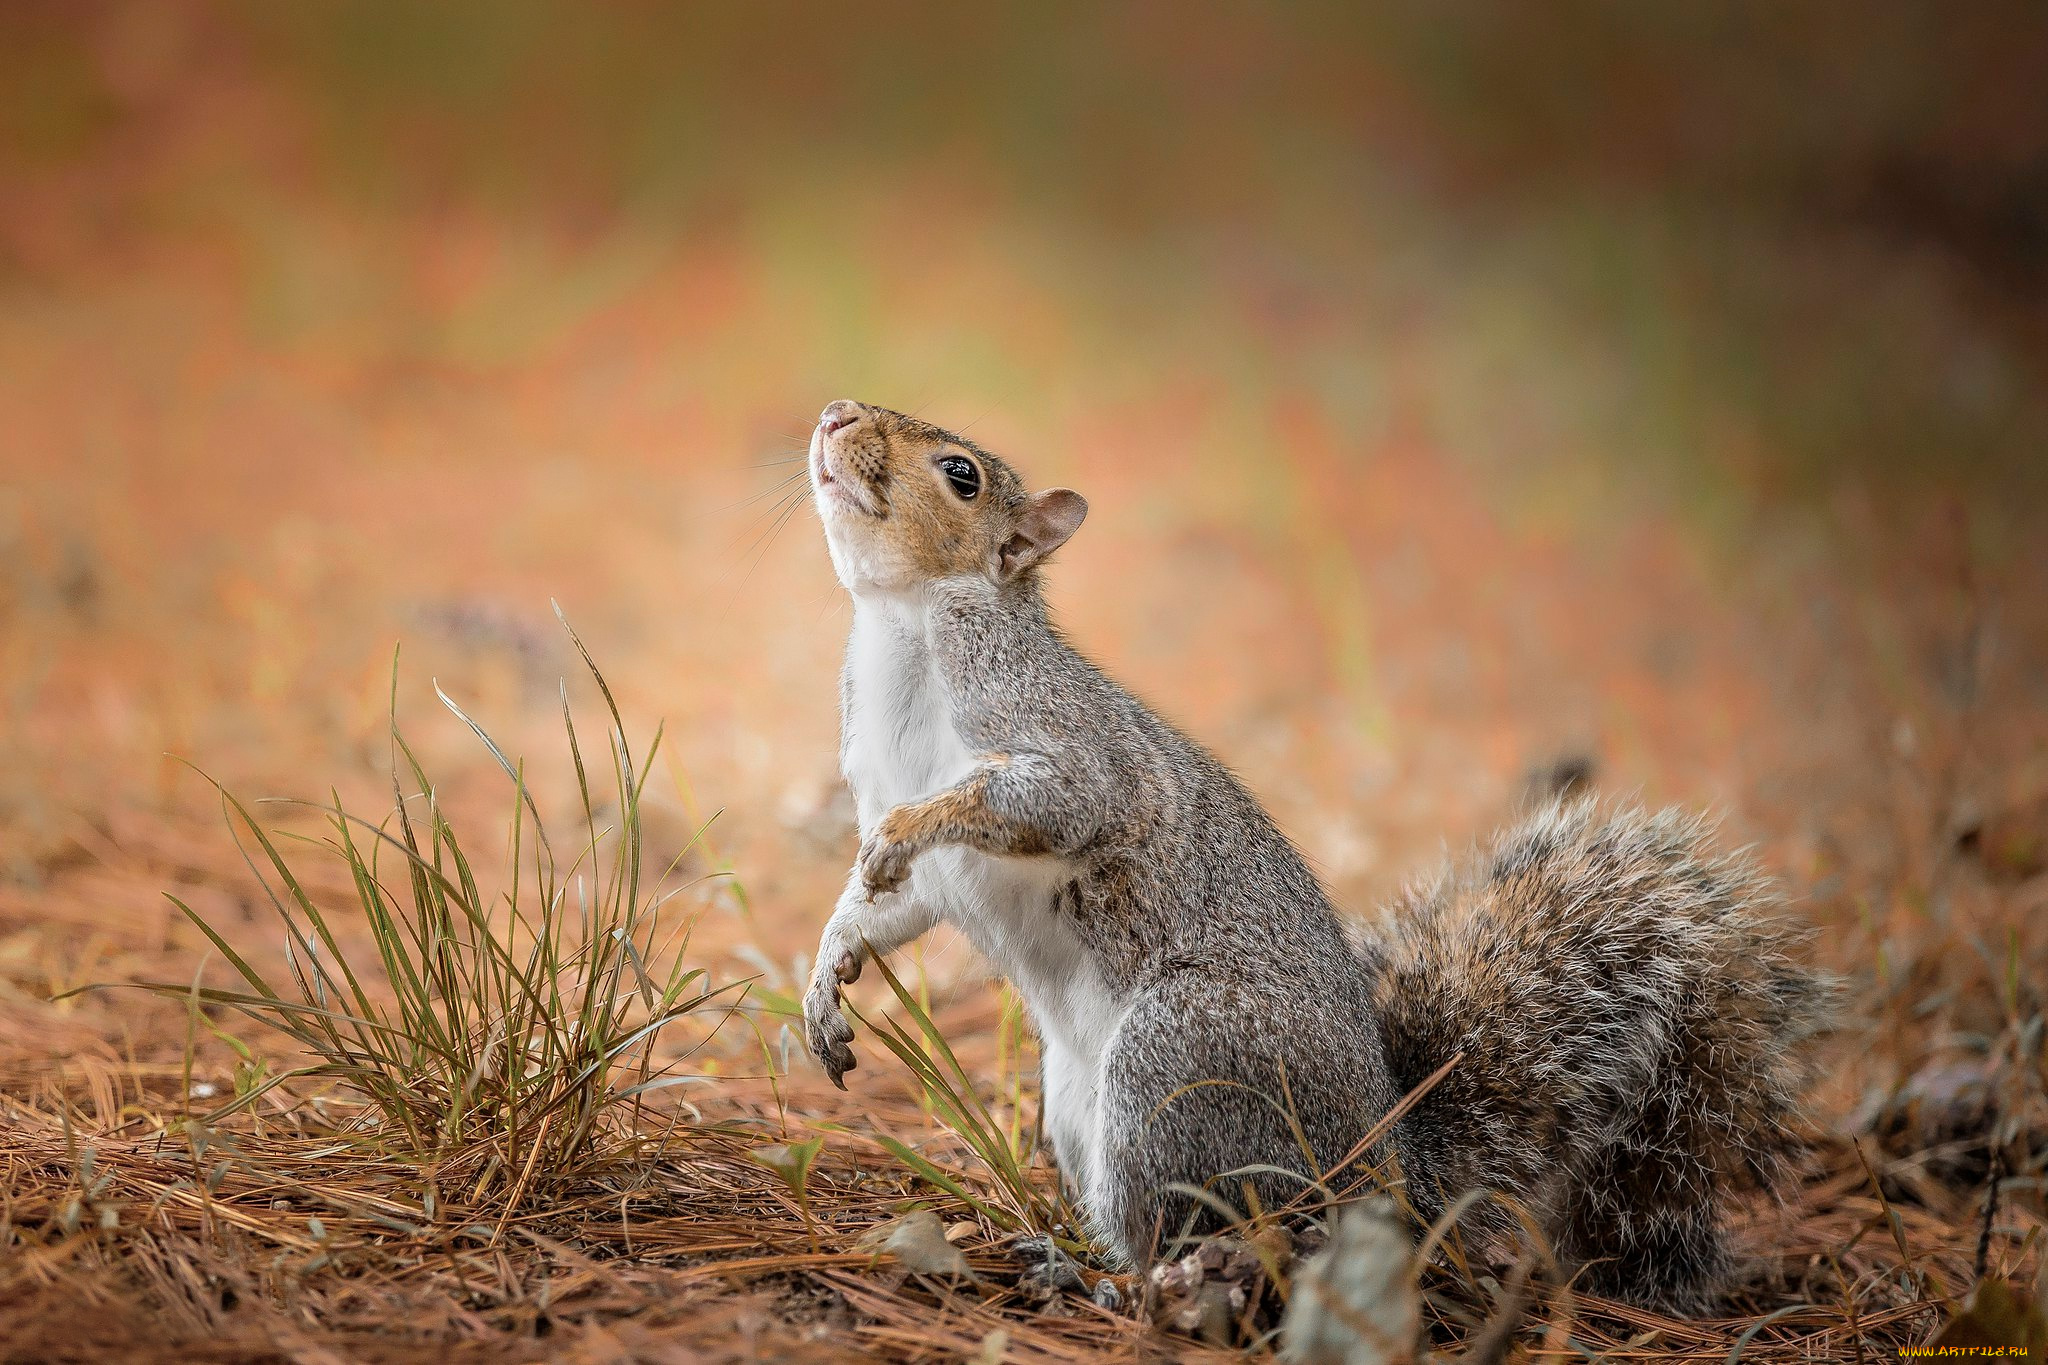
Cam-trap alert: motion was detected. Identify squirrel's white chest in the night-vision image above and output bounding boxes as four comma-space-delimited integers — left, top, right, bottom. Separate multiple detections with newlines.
840, 611, 975, 813
838, 602, 1121, 1188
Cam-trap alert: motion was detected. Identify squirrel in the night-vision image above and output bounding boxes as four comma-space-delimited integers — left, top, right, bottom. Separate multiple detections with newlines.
798, 398, 1837, 1313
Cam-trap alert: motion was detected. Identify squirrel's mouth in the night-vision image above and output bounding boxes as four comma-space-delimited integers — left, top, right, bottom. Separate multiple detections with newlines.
810, 429, 885, 518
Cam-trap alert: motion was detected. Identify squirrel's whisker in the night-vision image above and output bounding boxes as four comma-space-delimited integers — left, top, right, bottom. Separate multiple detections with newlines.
725, 484, 810, 579
693, 470, 807, 529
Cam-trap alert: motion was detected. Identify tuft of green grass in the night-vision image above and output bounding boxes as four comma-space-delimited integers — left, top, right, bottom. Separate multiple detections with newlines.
850, 953, 1075, 1246
84, 608, 739, 1211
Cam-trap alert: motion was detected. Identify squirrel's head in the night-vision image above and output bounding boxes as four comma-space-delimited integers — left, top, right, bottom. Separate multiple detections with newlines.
808, 399, 1087, 595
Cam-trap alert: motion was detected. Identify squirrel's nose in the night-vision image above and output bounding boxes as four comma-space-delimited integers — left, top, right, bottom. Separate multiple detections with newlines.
818, 400, 864, 436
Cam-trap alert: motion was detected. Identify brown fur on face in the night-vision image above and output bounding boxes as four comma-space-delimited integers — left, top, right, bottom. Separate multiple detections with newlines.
810, 401, 1085, 589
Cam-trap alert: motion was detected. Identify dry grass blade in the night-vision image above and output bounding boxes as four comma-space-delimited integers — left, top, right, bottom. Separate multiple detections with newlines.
850, 950, 1074, 1243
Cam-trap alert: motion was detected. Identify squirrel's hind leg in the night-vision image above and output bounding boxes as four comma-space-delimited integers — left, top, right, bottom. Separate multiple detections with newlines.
1088, 970, 1395, 1268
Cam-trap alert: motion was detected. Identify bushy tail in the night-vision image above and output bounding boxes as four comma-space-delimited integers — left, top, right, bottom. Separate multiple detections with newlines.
1359, 798, 1838, 1314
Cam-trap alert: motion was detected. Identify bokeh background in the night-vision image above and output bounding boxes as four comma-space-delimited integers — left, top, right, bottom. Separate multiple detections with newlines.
4, 0, 2046, 1151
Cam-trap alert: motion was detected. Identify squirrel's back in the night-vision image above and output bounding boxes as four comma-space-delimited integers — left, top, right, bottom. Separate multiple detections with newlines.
1361, 797, 1838, 1313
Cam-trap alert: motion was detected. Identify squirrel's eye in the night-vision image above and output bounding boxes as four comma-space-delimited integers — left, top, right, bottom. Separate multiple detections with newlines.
938, 455, 980, 500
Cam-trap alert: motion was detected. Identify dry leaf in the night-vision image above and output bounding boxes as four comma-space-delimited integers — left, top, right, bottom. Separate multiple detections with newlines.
857, 1210, 980, 1281
1281, 1200, 1420, 1365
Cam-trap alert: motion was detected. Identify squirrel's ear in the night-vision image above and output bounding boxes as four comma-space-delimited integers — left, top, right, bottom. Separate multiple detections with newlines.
998, 488, 1088, 579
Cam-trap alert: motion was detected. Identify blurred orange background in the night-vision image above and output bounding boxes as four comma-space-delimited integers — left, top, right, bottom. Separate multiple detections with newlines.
3, 1, 2044, 1030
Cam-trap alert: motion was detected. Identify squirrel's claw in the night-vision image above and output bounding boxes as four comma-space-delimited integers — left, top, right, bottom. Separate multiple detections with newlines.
804, 974, 859, 1087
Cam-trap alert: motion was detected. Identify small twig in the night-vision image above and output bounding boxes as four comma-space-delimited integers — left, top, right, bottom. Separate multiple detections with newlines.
1972, 1140, 2005, 1283
1852, 1138, 1919, 1293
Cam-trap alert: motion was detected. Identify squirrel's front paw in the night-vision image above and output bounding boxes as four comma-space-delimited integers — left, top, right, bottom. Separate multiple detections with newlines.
855, 832, 917, 902
803, 969, 858, 1088
802, 949, 860, 1088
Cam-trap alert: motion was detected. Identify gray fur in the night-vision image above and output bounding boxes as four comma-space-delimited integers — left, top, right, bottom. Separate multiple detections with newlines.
1365, 799, 1840, 1311
799, 401, 1837, 1313
906, 577, 1396, 1258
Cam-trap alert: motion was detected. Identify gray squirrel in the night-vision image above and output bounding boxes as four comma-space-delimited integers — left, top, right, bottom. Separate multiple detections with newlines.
799, 399, 1836, 1313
